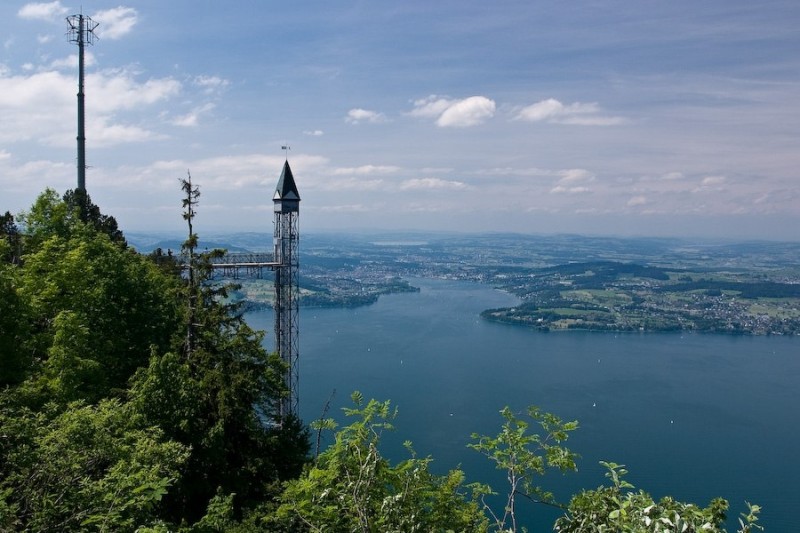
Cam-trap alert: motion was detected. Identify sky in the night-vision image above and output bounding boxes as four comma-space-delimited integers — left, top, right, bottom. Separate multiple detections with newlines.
1, 0, 799, 241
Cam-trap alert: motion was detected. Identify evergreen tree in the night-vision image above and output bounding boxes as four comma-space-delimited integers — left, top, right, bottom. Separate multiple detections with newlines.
0, 211, 21, 264
0, 189, 762, 531
0, 244, 29, 386
128, 176, 310, 522
62, 188, 126, 246
17, 222, 182, 404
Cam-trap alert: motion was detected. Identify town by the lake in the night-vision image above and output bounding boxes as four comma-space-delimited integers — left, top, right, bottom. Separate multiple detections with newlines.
131, 232, 800, 336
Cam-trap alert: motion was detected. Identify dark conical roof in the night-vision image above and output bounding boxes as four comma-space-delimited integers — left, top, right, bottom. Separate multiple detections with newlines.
274, 160, 301, 201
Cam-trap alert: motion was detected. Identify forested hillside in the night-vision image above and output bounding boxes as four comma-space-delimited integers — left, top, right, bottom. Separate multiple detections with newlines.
0, 189, 763, 531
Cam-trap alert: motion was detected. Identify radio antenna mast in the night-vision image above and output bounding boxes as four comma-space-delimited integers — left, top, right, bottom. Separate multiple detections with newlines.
67, 13, 99, 192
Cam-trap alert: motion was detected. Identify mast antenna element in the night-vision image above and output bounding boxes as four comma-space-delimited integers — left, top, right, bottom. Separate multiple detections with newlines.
67, 13, 99, 192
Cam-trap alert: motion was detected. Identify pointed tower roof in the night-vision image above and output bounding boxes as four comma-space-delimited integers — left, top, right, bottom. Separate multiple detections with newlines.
274, 160, 301, 201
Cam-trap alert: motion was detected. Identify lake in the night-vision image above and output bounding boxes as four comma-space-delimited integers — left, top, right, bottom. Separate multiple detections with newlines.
247, 277, 799, 530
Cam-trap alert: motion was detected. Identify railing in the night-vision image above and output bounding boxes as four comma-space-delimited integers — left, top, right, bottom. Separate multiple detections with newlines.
205, 252, 281, 279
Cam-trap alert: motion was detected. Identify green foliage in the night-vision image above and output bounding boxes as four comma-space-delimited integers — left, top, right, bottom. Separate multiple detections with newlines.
129, 345, 309, 522
0, 253, 30, 386
0, 189, 765, 531
16, 188, 125, 254
42, 310, 103, 402
554, 462, 762, 533
62, 188, 126, 245
0, 188, 310, 529
4, 189, 181, 398
17, 225, 182, 403
0, 211, 22, 264
190, 491, 238, 532
16, 188, 72, 252
0, 398, 188, 532
276, 391, 488, 532
129, 351, 202, 440
148, 247, 182, 276
126, 178, 310, 523
469, 405, 579, 532
0, 487, 21, 531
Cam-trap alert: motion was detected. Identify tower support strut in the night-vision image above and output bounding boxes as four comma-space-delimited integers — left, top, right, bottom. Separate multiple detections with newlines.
206, 160, 301, 419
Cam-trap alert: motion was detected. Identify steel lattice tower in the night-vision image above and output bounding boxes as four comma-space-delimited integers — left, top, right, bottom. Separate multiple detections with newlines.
66, 13, 99, 192
273, 160, 301, 418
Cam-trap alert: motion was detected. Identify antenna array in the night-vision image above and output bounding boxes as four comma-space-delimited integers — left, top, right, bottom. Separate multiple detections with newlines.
66, 14, 99, 192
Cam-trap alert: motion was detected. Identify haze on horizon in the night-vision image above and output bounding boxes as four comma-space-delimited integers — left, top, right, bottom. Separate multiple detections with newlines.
1, 1, 798, 241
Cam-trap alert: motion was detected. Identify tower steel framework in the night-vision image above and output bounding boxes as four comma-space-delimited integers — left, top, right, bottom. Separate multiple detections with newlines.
66, 13, 98, 192
272, 161, 301, 418
206, 160, 301, 419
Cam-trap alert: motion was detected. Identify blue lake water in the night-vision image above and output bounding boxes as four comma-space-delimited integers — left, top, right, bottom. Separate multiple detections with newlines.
247, 278, 799, 530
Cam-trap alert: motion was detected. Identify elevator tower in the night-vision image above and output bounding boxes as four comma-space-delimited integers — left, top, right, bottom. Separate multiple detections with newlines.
204, 160, 302, 420
273, 160, 301, 418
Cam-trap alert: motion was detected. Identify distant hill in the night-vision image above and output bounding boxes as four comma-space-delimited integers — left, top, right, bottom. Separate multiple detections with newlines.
126, 232, 268, 254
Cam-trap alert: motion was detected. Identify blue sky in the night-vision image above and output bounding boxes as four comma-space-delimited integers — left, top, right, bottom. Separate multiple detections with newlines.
1, 1, 798, 240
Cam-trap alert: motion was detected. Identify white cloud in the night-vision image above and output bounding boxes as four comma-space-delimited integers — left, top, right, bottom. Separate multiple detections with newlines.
516, 98, 566, 121
90, 72, 181, 113
195, 153, 329, 190
333, 165, 399, 175
562, 116, 626, 126
558, 168, 593, 184
515, 98, 625, 126
550, 168, 594, 194
420, 167, 454, 174
303, 130, 324, 136
410, 95, 496, 127
409, 96, 455, 118
345, 108, 386, 124
317, 177, 386, 191
93, 7, 138, 40
0, 71, 66, 108
48, 55, 76, 70
0, 156, 71, 192
690, 175, 728, 194
400, 178, 469, 191
49, 52, 96, 70
627, 195, 648, 207
18, 1, 67, 21
82, 153, 328, 193
0, 70, 72, 143
701, 175, 726, 186
193, 75, 229, 94
87, 116, 166, 146
550, 185, 591, 194
317, 204, 376, 213
661, 172, 685, 181
405, 202, 453, 213
171, 103, 216, 127
438, 96, 496, 127
753, 193, 770, 205
0, 67, 181, 147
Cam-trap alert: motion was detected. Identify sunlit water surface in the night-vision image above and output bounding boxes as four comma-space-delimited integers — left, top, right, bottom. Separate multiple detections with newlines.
248, 278, 799, 530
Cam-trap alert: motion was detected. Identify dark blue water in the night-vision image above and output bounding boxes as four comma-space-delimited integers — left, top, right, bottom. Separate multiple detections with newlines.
248, 278, 799, 530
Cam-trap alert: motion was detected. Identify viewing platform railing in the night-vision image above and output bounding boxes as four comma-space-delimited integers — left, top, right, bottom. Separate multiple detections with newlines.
205, 252, 280, 279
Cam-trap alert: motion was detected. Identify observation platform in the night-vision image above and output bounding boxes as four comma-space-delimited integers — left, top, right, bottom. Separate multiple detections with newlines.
206, 252, 281, 279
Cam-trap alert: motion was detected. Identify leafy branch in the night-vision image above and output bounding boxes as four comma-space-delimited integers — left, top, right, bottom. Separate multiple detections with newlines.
468, 405, 579, 532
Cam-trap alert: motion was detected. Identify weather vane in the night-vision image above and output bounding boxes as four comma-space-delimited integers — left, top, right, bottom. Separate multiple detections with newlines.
281, 144, 291, 160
